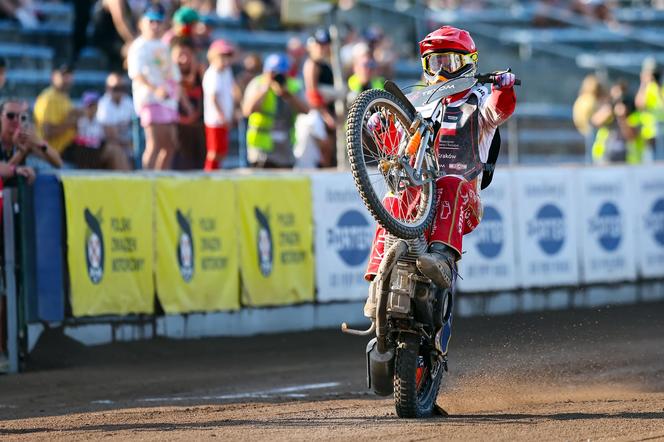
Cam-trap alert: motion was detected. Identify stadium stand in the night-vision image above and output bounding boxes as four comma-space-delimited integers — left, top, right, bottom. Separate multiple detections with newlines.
0, 0, 662, 165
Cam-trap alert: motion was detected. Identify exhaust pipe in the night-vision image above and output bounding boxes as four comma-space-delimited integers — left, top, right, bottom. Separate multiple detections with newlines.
340, 239, 407, 344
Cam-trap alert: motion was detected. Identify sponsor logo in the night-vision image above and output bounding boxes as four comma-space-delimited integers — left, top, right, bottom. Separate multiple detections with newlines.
645, 198, 664, 247
255, 207, 273, 276
527, 203, 565, 256
475, 205, 503, 259
84, 208, 104, 284
448, 163, 467, 171
327, 210, 372, 266
176, 209, 194, 282
589, 202, 621, 252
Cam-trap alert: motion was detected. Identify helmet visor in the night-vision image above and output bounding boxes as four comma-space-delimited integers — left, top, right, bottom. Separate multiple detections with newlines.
423, 51, 477, 77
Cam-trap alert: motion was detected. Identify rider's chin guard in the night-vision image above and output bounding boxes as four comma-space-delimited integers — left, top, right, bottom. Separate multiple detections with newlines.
366, 337, 394, 396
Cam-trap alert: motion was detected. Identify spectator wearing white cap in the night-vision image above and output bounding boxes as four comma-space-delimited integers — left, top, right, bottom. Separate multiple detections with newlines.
202, 39, 239, 170
242, 53, 308, 168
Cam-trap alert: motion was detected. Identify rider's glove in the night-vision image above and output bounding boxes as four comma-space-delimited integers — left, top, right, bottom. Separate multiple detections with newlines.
493, 72, 516, 90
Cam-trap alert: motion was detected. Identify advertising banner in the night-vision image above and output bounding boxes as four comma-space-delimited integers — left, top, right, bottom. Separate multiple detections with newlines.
458, 170, 519, 292
155, 177, 240, 313
578, 167, 637, 283
237, 176, 314, 306
634, 165, 664, 278
514, 168, 579, 288
62, 176, 154, 316
311, 173, 373, 302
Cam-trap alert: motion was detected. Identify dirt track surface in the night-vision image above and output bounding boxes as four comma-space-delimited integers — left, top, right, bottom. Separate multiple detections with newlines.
1, 302, 664, 441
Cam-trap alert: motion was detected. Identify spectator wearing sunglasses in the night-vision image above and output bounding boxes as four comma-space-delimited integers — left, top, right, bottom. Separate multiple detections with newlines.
97, 72, 135, 165
0, 98, 61, 172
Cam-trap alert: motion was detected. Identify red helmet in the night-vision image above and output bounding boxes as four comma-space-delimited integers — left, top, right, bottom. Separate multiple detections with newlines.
419, 26, 478, 84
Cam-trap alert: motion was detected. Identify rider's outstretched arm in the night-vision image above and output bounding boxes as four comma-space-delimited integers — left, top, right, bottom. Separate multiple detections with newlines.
480, 73, 517, 127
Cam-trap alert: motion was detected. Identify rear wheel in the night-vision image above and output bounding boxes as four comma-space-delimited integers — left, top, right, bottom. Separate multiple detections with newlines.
346, 89, 436, 239
393, 333, 444, 418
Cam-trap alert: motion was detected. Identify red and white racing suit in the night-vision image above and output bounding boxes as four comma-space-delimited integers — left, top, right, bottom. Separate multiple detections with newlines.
365, 83, 516, 280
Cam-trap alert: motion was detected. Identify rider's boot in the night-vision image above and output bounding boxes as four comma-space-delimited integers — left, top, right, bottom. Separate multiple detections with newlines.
416, 242, 457, 289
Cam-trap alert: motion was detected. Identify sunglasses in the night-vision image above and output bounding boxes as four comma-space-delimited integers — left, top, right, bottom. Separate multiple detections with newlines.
3, 112, 28, 123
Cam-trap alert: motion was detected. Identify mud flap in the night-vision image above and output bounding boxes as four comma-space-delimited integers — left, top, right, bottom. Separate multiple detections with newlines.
366, 337, 395, 396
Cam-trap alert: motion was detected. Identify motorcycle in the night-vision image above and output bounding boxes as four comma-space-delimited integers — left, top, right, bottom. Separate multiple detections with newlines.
341, 73, 520, 418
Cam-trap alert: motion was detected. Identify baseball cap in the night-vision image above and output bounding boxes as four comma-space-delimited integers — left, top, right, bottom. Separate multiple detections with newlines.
82, 91, 100, 107
209, 39, 235, 56
143, 3, 165, 21
263, 53, 290, 75
173, 6, 199, 24
54, 63, 74, 74
312, 28, 331, 45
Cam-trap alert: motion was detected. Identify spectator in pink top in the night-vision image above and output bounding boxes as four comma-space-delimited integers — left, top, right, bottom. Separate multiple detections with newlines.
127, 3, 180, 170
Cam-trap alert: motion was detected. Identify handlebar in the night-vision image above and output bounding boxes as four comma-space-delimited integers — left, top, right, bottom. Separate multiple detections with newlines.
474, 73, 522, 86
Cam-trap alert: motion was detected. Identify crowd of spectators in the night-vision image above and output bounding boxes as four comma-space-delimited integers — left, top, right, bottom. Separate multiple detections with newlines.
573, 58, 663, 165
0, 0, 397, 173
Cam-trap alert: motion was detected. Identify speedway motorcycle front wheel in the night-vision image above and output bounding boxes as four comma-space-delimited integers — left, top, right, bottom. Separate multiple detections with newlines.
346, 89, 436, 239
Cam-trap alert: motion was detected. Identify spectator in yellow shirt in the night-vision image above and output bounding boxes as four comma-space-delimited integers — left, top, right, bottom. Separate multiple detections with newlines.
33, 65, 81, 158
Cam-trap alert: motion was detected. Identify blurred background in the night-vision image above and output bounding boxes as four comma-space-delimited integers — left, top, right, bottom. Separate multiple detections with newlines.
0, 0, 663, 170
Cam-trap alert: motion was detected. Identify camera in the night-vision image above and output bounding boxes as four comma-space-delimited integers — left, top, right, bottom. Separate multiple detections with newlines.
273, 73, 286, 85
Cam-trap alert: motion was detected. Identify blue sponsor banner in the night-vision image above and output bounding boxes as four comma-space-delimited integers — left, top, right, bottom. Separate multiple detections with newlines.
311, 173, 373, 302
459, 170, 519, 292
635, 165, 664, 278
515, 168, 579, 288
578, 167, 636, 283
33, 174, 65, 322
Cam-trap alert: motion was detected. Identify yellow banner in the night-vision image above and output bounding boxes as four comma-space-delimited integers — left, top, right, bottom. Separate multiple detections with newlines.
237, 176, 314, 306
155, 177, 239, 313
62, 176, 154, 316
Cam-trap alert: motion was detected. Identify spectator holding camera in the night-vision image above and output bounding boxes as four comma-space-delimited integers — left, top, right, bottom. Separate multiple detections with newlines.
591, 82, 644, 164
0, 98, 58, 176
242, 53, 307, 168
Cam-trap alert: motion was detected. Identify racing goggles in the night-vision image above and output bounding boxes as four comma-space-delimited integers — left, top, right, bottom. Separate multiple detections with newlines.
422, 51, 478, 77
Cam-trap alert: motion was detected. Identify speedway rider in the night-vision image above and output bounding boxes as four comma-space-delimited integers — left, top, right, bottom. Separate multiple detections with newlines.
364, 26, 517, 315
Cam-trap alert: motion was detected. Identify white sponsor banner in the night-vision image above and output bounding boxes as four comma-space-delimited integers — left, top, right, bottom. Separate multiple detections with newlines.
458, 170, 519, 292
311, 172, 374, 302
634, 165, 664, 278
578, 167, 637, 284
515, 168, 579, 287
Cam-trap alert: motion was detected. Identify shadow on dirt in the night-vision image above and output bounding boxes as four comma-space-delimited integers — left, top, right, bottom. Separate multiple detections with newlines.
2, 410, 664, 435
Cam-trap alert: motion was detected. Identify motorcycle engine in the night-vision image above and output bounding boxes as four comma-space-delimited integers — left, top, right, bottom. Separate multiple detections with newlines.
384, 233, 436, 328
